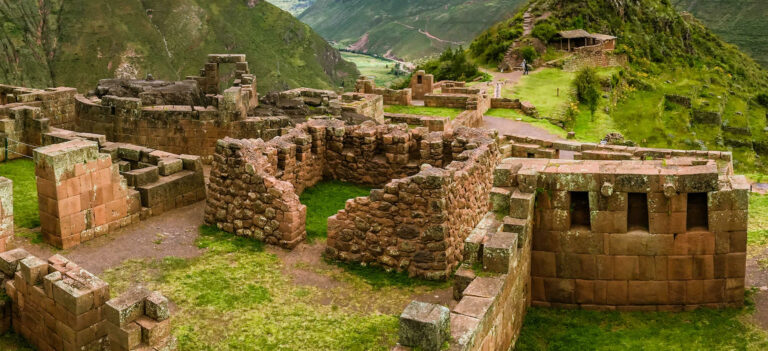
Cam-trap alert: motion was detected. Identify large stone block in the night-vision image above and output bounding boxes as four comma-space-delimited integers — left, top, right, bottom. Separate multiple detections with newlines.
398, 301, 450, 351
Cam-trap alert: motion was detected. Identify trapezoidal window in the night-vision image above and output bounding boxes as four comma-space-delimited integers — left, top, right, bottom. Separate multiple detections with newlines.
627, 193, 649, 231
570, 192, 591, 229
686, 193, 709, 231
417, 75, 423, 84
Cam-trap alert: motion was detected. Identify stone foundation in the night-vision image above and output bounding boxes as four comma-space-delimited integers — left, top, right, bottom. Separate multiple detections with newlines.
0, 178, 12, 253
356, 77, 412, 106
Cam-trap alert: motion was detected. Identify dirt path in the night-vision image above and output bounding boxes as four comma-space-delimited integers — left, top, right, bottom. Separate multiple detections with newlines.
747, 247, 768, 329
16, 202, 206, 275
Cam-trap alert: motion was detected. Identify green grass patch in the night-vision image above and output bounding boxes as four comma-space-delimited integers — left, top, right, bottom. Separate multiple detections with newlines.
505, 68, 575, 119
0, 159, 39, 228
384, 105, 463, 119
749, 193, 768, 246
341, 52, 403, 87
516, 305, 768, 350
485, 108, 568, 138
299, 180, 372, 240
0, 333, 34, 351
101, 226, 403, 351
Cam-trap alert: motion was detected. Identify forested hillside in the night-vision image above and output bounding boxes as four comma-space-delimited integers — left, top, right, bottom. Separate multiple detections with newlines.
0, 0, 358, 93
299, 0, 527, 61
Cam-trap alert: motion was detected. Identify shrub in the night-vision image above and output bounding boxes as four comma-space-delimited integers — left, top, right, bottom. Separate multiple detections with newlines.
757, 93, 768, 108
532, 22, 558, 42
573, 67, 601, 118
519, 46, 539, 63
412, 47, 482, 82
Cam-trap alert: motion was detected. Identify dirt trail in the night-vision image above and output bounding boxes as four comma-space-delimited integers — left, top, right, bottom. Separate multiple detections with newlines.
16, 202, 206, 275
747, 247, 768, 329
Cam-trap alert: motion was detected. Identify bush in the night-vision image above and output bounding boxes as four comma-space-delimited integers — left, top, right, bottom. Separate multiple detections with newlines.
412, 47, 482, 82
757, 93, 768, 108
574, 67, 601, 117
519, 46, 538, 63
532, 22, 558, 42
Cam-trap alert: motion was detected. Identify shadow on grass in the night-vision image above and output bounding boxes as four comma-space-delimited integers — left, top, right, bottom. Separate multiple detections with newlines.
326, 258, 450, 291
299, 180, 373, 242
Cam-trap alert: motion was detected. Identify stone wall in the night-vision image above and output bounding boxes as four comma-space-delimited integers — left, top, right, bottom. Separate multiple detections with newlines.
385, 113, 447, 132
410, 71, 435, 100
0, 249, 176, 351
75, 95, 291, 159
424, 92, 490, 116
355, 77, 412, 106
0, 85, 77, 129
494, 158, 747, 309
340, 93, 385, 124
34, 140, 137, 249
0, 105, 49, 161
0, 178, 12, 253
326, 127, 500, 279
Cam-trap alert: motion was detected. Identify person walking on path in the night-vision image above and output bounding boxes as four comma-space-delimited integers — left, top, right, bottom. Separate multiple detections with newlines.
521, 59, 528, 75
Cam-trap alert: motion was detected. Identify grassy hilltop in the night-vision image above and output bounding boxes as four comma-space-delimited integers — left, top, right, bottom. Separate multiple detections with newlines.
0, 0, 358, 93
299, 0, 528, 61
466, 0, 768, 172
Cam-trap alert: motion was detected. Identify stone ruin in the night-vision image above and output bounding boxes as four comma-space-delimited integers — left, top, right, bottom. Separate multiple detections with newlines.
0, 53, 752, 351
0, 248, 175, 351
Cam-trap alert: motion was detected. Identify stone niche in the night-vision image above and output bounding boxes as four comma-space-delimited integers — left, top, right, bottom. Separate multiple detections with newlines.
493, 157, 748, 309
205, 119, 500, 279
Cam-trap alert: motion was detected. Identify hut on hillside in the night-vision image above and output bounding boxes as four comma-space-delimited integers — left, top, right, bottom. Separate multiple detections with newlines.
553, 30, 616, 52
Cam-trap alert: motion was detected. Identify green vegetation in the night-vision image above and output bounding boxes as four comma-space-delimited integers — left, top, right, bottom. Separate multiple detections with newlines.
299, 0, 527, 61
0, 334, 33, 351
758, 93, 768, 108
749, 193, 768, 247
0, 0, 358, 93
466, 0, 768, 172
299, 180, 372, 240
573, 67, 601, 117
384, 105, 464, 120
101, 225, 447, 351
0, 159, 38, 228
414, 47, 483, 82
516, 304, 768, 350
672, 0, 768, 68
341, 52, 403, 87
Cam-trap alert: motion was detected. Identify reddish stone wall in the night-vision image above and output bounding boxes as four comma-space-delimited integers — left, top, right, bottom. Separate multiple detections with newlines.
326, 128, 499, 279
0, 249, 176, 351
495, 158, 747, 310
410, 71, 435, 100
34, 140, 137, 249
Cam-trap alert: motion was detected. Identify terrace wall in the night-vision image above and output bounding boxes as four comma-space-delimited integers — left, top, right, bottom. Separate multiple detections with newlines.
355, 77, 412, 106
0, 85, 77, 129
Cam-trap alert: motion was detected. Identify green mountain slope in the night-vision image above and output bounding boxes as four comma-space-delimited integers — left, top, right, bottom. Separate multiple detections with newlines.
468, 0, 768, 171
672, 0, 768, 68
298, 0, 528, 61
0, 0, 358, 93
266, 0, 316, 16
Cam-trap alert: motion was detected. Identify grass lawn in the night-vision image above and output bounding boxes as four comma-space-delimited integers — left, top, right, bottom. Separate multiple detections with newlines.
341, 52, 403, 87
0, 334, 33, 351
384, 105, 464, 119
299, 180, 372, 240
101, 225, 447, 351
0, 159, 39, 228
504, 68, 575, 119
517, 305, 768, 350
485, 108, 568, 138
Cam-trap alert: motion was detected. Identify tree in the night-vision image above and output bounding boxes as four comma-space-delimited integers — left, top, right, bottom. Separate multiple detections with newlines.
519, 46, 538, 63
757, 93, 768, 108
532, 22, 558, 42
574, 67, 601, 119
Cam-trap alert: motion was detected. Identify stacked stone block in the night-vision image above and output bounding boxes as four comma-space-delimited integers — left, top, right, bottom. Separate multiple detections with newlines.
326, 127, 500, 279
2, 250, 110, 351
0, 250, 176, 351
410, 71, 435, 100
0, 177, 12, 253
0, 105, 50, 161
340, 93, 385, 124
34, 140, 137, 249
0, 85, 77, 129
105, 287, 176, 351
355, 77, 412, 106
495, 158, 747, 310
